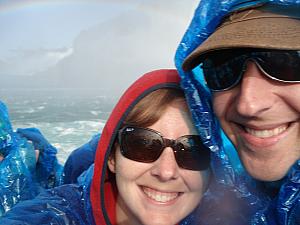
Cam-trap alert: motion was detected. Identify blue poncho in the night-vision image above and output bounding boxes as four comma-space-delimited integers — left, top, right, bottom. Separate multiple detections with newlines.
0, 101, 63, 217
175, 1, 300, 224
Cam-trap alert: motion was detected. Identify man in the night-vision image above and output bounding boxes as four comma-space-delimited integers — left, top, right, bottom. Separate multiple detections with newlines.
176, 1, 299, 224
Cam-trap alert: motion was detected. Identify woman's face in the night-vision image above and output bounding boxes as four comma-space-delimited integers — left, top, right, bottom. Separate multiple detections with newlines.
108, 99, 210, 225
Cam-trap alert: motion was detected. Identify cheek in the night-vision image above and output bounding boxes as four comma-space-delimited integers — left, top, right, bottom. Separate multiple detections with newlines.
213, 96, 238, 145
114, 150, 149, 181
114, 152, 135, 180
212, 92, 237, 141
283, 87, 300, 112
182, 169, 211, 192
212, 93, 232, 118
201, 169, 211, 190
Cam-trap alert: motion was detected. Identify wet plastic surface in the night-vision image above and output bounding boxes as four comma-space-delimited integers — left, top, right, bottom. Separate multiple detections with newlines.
0, 101, 63, 217
175, 0, 300, 224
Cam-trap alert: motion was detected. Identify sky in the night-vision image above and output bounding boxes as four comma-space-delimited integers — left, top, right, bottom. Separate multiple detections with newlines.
0, 0, 199, 94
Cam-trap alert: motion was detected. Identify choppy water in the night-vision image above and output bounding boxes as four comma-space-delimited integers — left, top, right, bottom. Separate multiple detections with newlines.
0, 88, 118, 164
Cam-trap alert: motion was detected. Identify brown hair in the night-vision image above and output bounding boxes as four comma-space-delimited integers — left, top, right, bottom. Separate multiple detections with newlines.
124, 88, 185, 127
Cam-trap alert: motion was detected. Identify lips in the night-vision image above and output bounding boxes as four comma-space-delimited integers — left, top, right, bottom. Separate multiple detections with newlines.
244, 124, 288, 138
142, 186, 180, 203
237, 123, 291, 147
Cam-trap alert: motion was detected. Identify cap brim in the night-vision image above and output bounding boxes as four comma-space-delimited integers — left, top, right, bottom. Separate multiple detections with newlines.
182, 12, 300, 71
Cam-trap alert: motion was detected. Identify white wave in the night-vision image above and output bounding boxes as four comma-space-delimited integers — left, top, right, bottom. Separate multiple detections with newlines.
13, 119, 106, 163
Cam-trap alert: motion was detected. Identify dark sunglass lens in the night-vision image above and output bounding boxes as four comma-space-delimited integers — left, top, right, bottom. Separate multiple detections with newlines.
257, 51, 300, 82
174, 136, 210, 171
121, 127, 163, 162
202, 54, 244, 91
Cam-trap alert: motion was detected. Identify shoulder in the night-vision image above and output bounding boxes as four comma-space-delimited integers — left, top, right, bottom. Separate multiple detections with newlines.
0, 184, 94, 225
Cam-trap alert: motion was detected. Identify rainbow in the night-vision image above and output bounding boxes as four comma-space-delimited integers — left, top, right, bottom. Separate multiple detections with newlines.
0, 0, 86, 15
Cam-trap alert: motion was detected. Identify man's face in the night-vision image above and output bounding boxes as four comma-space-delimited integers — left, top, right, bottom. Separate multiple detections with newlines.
213, 61, 300, 181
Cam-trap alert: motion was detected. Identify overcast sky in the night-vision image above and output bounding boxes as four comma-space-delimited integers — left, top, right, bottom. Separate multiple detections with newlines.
0, 0, 199, 93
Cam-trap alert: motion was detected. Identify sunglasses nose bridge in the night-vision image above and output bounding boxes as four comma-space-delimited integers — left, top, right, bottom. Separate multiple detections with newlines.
162, 138, 176, 151
228, 56, 264, 88
238, 58, 266, 82
242, 57, 262, 74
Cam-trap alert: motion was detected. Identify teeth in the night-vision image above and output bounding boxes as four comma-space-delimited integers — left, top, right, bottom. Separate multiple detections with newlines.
245, 125, 287, 138
142, 187, 178, 203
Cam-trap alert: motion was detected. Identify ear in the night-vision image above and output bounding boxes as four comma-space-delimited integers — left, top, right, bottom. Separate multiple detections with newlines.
108, 155, 116, 173
107, 149, 117, 174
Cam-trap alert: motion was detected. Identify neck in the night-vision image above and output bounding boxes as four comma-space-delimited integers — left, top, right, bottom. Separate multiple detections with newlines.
258, 178, 285, 199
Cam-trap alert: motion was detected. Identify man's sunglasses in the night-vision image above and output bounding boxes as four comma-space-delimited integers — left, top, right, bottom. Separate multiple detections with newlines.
201, 49, 300, 91
118, 126, 210, 171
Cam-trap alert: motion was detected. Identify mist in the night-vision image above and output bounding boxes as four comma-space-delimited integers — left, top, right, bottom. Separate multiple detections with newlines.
0, 1, 198, 97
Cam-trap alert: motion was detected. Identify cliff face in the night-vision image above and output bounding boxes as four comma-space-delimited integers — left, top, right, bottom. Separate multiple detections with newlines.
0, 1, 198, 91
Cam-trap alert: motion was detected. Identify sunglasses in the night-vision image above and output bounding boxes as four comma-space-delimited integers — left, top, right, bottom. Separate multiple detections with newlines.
118, 126, 210, 171
201, 49, 300, 91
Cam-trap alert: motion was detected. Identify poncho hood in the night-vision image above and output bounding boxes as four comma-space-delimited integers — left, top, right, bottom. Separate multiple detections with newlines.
174, 0, 300, 224
90, 69, 181, 225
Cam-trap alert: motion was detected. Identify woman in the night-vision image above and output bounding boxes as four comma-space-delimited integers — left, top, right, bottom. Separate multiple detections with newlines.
0, 69, 211, 225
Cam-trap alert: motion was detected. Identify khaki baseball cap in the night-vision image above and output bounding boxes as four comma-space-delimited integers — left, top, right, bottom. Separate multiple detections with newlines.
182, 4, 300, 71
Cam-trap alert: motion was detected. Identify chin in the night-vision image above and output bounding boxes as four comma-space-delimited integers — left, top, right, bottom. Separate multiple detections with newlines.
140, 214, 178, 225
245, 166, 290, 182
238, 149, 298, 182
141, 218, 175, 225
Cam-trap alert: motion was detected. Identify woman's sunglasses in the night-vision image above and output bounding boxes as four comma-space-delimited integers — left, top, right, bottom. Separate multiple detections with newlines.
201, 49, 300, 91
118, 126, 210, 171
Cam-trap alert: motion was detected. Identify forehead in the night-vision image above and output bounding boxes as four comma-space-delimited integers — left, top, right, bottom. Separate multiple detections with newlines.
148, 100, 197, 137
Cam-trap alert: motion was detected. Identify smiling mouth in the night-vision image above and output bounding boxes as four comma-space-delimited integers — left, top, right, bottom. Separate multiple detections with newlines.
244, 124, 288, 138
142, 186, 180, 203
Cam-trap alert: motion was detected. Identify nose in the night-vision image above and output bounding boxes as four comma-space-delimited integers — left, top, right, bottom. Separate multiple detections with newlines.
235, 61, 275, 117
150, 147, 179, 181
